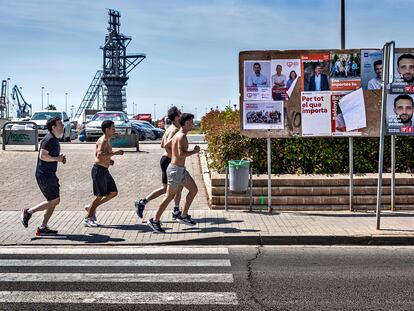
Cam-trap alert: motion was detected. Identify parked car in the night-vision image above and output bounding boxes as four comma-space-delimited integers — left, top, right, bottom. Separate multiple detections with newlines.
131, 121, 156, 140
85, 111, 132, 141
137, 121, 165, 139
29, 110, 72, 141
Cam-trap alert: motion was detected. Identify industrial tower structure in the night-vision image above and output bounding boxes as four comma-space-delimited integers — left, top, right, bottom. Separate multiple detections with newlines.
101, 9, 146, 111
74, 9, 146, 120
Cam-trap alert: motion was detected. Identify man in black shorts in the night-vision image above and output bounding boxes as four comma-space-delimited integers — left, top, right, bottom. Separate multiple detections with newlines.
134, 106, 183, 219
20, 116, 66, 236
82, 120, 123, 227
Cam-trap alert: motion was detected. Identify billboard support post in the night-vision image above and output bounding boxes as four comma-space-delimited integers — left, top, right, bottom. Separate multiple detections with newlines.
376, 41, 394, 230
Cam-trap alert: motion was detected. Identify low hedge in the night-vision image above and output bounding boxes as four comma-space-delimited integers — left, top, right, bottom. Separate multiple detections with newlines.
201, 108, 414, 174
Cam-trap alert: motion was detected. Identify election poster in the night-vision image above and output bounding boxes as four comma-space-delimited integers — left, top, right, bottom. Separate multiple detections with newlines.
389, 52, 414, 95
331, 90, 365, 136
301, 91, 331, 136
270, 59, 301, 101
244, 61, 272, 101
243, 101, 284, 130
301, 54, 330, 92
330, 52, 361, 91
361, 49, 383, 90
386, 93, 414, 135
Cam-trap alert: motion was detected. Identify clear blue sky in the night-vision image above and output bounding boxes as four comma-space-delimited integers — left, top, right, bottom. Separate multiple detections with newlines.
0, 0, 411, 120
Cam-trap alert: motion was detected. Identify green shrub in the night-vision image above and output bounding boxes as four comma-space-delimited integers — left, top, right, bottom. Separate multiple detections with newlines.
201, 109, 414, 174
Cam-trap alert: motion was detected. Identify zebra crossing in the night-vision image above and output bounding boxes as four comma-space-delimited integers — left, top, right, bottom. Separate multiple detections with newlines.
0, 246, 238, 309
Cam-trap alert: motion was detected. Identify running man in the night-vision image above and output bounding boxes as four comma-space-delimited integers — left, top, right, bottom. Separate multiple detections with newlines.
147, 113, 200, 233
21, 116, 66, 236
83, 120, 123, 227
134, 106, 183, 220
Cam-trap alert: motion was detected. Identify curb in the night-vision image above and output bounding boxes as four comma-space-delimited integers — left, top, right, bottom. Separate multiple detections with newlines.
2, 235, 414, 247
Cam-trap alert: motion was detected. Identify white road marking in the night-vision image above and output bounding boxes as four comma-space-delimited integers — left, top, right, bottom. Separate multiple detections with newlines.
0, 291, 239, 305
0, 273, 234, 283
0, 247, 229, 255
0, 259, 231, 266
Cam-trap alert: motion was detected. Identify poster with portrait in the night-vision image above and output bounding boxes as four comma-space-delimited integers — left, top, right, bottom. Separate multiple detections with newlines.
389, 52, 414, 95
301, 54, 330, 92
386, 93, 414, 135
243, 101, 284, 130
331, 90, 364, 136
244, 61, 272, 101
361, 49, 383, 90
301, 91, 331, 136
270, 59, 301, 101
330, 52, 361, 91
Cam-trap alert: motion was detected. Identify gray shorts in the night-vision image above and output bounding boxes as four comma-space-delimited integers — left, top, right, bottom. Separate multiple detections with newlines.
167, 164, 190, 186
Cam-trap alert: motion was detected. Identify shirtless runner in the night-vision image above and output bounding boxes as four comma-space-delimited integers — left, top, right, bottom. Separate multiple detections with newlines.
134, 106, 184, 220
83, 120, 124, 227
147, 113, 200, 233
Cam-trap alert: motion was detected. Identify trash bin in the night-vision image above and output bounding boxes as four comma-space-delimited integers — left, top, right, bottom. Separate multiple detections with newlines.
228, 160, 250, 192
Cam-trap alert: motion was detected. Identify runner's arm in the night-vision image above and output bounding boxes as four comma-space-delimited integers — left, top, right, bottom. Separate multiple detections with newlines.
96, 140, 116, 159
161, 128, 179, 149
39, 149, 64, 162
178, 136, 199, 157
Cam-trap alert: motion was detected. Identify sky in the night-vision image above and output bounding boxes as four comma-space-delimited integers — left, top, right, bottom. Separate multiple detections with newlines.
0, 0, 412, 120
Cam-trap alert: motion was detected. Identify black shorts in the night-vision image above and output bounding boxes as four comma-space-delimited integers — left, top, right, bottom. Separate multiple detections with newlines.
91, 164, 118, 197
160, 156, 172, 185
36, 174, 60, 201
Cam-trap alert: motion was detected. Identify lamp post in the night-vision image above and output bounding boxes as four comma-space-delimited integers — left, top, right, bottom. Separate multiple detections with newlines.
46, 93, 49, 108
65, 93, 68, 114
41, 87, 44, 110
153, 103, 156, 121
6, 78, 10, 119
71, 105, 74, 119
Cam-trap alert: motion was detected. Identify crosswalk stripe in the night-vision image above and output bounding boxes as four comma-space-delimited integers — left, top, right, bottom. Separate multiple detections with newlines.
0, 291, 239, 305
0, 273, 234, 283
0, 247, 229, 255
0, 259, 231, 267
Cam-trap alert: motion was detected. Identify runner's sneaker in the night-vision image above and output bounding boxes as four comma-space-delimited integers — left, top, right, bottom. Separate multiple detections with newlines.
20, 209, 32, 228
172, 209, 181, 220
84, 205, 97, 222
147, 218, 165, 233
35, 227, 58, 236
177, 215, 197, 226
135, 199, 146, 219
82, 218, 98, 227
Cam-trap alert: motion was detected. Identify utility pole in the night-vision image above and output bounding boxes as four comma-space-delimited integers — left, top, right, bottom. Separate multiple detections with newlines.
47, 93, 49, 108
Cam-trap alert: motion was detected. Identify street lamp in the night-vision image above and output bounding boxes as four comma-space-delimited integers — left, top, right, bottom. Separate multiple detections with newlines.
154, 103, 156, 121
46, 93, 49, 109
6, 78, 10, 119
70, 105, 74, 119
65, 93, 68, 114
41, 87, 44, 110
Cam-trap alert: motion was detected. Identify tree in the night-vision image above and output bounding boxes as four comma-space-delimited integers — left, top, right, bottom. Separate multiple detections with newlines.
45, 104, 57, 110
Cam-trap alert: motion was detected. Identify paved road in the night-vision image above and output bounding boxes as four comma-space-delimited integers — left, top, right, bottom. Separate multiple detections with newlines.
0, 246, 413, 310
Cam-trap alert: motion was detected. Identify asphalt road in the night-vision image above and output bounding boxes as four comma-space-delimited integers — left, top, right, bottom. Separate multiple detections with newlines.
0, 245, 412, 310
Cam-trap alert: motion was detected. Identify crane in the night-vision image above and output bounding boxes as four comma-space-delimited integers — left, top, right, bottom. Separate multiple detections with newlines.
11, 85, 32, 118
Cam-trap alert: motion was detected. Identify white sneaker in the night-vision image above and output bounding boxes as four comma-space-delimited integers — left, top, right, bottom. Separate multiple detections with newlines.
82, 218, 98, 227
84, 205, 97, 222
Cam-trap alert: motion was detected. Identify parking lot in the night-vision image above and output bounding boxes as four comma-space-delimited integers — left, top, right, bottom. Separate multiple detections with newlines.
0, 142, 208, 212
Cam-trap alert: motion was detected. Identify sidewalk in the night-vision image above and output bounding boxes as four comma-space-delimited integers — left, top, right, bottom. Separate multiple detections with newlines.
3, 210, 414, 245
1, 143, 414, 246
